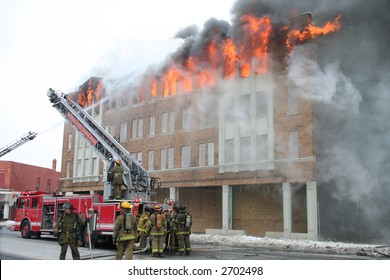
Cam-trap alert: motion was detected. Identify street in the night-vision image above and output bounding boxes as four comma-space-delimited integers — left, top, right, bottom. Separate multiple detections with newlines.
0, 227, 383, 260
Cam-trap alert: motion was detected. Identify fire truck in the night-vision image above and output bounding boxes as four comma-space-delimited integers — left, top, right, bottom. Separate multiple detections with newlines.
11, 190, 168, 247
10, 88, 171, 248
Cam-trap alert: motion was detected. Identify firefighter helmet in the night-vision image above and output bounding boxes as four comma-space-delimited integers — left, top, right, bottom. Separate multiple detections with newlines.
115, 159, 121, 165
120, 201, 132, 209
63, 202, 74, 210
154, 204, 162, 212
173, 203, 180, 212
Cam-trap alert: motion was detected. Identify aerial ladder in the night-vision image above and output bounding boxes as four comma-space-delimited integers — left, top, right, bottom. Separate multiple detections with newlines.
47, 88, 160, 202
0, 131, 38, 158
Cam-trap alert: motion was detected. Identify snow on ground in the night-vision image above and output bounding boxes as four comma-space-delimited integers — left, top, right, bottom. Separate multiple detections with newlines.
191, 233, 388, 257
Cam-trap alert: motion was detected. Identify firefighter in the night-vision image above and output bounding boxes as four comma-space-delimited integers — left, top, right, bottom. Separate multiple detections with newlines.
137, 206, 152, 252
112, 201, 138, 260
175, 203, 192, 255
109, 159, 124, 199
53, 202, 88, 260
164, 208, 177, 255
146, 204, 166, 257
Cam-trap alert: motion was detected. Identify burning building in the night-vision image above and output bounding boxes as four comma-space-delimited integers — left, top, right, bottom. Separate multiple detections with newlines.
60, 0, 390, 243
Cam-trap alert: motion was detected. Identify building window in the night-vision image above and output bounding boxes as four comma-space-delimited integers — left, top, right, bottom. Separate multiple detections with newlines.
66, 161, 71, 178
256, 91, 268, 117
92, 158, 98, 175
148, 150, 154, 171
120, 121, 128, 142
182, 108, 191, 131
181, 145, 191, 168
224, 97, 235, 123
138, 118, 144, 138
132, 118, 143, 138
78, 137, 83, 149
289, 131, 299, 159
149, 115, 155, 136
240, 137, 251, 162
36, 177, 40, 191
110, 99, 116, 111
169, 111, 175, 133
208, 142, 215, 166
162, 112, 168, 134
137, 152, 142, 164
110, 124, 115, 137
46, 179, 51, 193
67, 133, 72, 150
288, 90, 298, 113
168, 148, 174, 169
132, 119, 137, 138
256, 135, 269, 161
225, 139, 235, 164
162, 111, 174, 134
121, 91, 129, 108
161, 149, 167, 170
77, 160, 82, 176
132, 88, 145, 105
84, 159, 89, 176
240, 94, 251, 121
32, 198, 39, 208
199, 143, 206, 166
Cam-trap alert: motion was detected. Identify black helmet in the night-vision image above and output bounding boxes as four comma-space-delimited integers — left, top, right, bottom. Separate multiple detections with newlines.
173, 203, 180, 212
144, 206, 152, 213
179, 203, 187, 211
63, 202, 74, 210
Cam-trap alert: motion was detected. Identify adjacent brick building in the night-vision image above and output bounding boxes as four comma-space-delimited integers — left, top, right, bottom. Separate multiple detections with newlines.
0, 160, 60, 220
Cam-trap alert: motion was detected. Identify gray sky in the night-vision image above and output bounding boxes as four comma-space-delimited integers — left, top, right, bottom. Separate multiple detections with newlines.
0, 0, 236, 170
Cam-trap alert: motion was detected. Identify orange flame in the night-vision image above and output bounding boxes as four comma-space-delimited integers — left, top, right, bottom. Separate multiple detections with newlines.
287, 15, 342, 52
222, 37, 237, 79
78, 78, 102, 108
238, 15, 272, 76
145, 13, 341, 97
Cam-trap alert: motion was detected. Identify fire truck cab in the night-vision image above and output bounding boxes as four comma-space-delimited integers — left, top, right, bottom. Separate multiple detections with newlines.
11, 191, 101, 240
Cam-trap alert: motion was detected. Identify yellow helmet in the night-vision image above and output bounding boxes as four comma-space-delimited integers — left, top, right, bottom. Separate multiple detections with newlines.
120, 201, 132, 209
115, 159, 121, 165
154, 204, 162, 212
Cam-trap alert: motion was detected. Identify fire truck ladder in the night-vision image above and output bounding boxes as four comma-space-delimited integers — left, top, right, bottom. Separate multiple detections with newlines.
47, 88, 157, 201
0, 131, 38, 158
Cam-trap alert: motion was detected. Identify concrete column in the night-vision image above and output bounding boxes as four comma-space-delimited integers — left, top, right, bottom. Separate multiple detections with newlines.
283, 182, 292, 238
3, 203, 10, 220
222, 185, 231, 233
306, 181, 318, 240
169, 187, 177, 202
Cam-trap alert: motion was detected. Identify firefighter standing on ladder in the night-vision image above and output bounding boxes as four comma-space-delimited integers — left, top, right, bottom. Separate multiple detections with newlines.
53, 202, 88, 260
112, 201, 138, 260
109, 159, 124, 199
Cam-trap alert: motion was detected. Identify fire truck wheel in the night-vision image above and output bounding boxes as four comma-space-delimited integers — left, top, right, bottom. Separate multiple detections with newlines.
83, 227, 96, 249
21, 220, 31, 239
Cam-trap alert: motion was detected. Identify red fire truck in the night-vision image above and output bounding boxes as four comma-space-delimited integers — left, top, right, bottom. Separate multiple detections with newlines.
10, 88, 171, 248
11, 191, 168, 247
